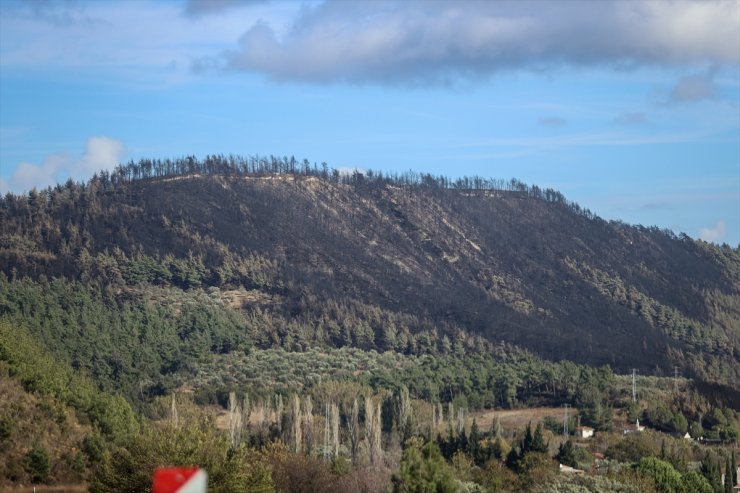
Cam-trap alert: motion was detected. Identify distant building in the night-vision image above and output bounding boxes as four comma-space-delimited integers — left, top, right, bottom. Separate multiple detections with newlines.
623, 418, 645, 435
699, 437, 723, 446
575, 426, 594, 438
559, 464, 585, 475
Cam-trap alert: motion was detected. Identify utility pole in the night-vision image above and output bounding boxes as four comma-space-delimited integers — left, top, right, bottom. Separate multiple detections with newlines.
674, 366, 680, 393
631, 369, 637, 403
563, 403, 570, 437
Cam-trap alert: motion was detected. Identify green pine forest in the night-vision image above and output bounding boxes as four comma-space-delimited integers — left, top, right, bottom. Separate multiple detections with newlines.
0, 155, 738, 492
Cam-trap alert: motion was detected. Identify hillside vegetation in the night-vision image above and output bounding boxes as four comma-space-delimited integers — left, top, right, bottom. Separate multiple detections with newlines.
1, 155, 739, 491
1, 155, 737, 389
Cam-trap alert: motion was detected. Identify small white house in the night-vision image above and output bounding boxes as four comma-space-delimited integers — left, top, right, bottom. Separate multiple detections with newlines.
559, 464, 585, 475
575, 426, 594, 438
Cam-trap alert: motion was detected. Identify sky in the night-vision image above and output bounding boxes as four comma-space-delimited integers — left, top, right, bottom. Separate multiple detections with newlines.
0, 0, 738, 246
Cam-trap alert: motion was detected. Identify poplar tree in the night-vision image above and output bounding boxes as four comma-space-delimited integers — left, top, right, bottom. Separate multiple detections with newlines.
228, 392, 242, 448
331, 402, 340, 458
304, 396, 314, 455
292, 395, 302, 454
346, 398, 360, 464
373, 400, 383, 463
170, 393, 178, 429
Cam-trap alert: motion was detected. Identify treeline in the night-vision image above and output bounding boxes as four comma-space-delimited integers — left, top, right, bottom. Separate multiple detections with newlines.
1, 153, 600, 220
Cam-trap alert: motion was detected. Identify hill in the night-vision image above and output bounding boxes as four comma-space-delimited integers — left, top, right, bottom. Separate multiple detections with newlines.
0, 156, 738, 391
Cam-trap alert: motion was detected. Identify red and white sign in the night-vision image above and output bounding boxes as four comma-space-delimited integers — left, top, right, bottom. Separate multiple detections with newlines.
153, 467, 208, 493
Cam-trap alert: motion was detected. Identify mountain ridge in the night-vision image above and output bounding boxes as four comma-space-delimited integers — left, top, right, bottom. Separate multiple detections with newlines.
1, 158, 738, 389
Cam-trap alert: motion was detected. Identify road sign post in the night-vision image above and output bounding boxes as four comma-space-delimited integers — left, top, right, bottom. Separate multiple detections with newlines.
153, 467, 207, 493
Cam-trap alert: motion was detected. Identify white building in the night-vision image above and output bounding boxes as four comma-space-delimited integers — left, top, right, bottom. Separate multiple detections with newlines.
575, 426, 594, 438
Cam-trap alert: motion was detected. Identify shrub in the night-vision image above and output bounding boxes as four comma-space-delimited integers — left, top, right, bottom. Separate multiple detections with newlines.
23, 442, 50, 484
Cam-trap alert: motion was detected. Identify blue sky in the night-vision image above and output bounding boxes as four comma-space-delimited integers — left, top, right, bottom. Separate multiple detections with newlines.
1, 0, 738, 245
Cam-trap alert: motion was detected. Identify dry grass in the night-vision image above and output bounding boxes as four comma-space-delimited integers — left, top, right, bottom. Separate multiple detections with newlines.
0, 484, 87, 492
469, 406, 578, 431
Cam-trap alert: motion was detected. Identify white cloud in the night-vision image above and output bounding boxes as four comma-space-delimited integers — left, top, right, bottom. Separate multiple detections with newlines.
3, 0, 737, 88
699, 220, 726, 243
4, 136, 125, 193
81, 136, 125, 174
0, 0, 293, 86
223, 0, 740, 85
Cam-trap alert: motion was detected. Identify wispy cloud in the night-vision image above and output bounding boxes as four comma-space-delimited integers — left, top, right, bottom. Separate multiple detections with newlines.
1, 136, 124, 194
639, 202, 671, 211
613, 112, 648, 125
462, 130, 725, 151
668, 72, 718, 104
221, 0, 739, 85
699, 220, 726, 243
539, 116, 567, 127
183, 0, 265, 17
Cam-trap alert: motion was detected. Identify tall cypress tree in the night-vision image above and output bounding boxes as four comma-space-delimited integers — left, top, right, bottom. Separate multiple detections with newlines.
726, 457, 733, 493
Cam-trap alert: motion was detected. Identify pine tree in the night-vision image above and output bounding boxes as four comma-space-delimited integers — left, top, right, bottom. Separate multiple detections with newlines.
531, 423, 548, 453
556, 441, 577, 468
23, 442, 50, 484
521, 423, 534, 455
505, 447, 519, 471
468, 419, 481, 464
